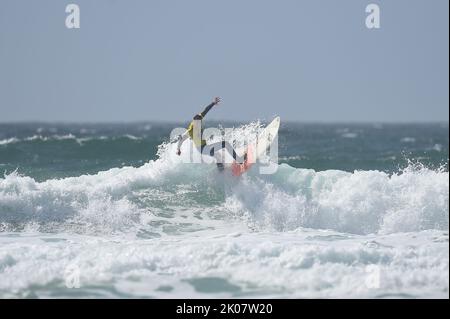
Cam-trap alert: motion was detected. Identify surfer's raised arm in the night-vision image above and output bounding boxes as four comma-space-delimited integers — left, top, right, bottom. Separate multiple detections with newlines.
193, 97, 221, 120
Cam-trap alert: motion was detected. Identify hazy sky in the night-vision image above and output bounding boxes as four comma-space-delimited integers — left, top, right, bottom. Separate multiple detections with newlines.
0, 0, 448, 122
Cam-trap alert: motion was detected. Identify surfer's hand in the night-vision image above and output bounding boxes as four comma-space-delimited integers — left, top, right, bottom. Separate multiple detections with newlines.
213, 97, 221, 105
176, 149, 181, 156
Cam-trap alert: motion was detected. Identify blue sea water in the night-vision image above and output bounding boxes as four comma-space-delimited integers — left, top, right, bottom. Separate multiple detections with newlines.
0, 121, 448, 298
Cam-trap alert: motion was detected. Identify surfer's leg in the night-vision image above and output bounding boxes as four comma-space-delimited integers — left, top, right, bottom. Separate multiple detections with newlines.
216, 162, 225, 171
220, 141, 246, 163
203, 141, 245, 164
201, 143, 225, 170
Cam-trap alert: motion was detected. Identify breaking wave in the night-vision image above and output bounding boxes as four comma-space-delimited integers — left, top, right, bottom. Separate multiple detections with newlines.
0, 122, 448, 237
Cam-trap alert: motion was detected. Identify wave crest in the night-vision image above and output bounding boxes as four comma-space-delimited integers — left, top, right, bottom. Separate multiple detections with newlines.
227, 163, 449, 234
0, 125, 448, 236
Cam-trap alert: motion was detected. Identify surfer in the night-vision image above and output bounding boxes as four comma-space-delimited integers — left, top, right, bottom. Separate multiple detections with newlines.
176, 97, 247, 169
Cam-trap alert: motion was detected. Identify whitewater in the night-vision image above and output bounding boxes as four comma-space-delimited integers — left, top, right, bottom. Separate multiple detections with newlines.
0, 123, 448, 298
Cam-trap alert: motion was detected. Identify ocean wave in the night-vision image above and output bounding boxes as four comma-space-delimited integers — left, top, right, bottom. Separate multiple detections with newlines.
0, 122, 448, 236
341, 132, 358, 139
0, 122, 448, 299
400, 137, 416, 143
0, 134, 143, 146
24, 134, 77, 142
0, 229, 447, 298
430, 144, 443, 152
279, 155, 307, 161
0, 138, 20, 146
0, 132, 448, 236
227, 162, 448, 235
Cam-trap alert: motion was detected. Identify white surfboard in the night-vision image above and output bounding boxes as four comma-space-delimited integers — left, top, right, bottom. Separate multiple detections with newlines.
255, 116, 280, 159
231, 116, 280, 176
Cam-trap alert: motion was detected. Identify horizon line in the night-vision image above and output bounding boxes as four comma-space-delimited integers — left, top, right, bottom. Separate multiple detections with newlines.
0, 119, 449, 125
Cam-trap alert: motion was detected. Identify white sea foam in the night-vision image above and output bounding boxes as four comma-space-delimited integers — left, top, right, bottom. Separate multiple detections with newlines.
226, 163, 449, 235
0, 134, 142, 146
401, 137, 416, 143
431, 144, 443, 152
341, 132, 358, 139
0, 138, 20, 145
279, 155, 306, 161
0, 229, 447, 298
23, 134, 77, 142
0, 123, 448, 298
0, 138, 447, 237
122, 134, 141, 140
